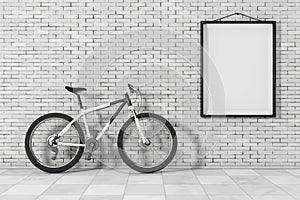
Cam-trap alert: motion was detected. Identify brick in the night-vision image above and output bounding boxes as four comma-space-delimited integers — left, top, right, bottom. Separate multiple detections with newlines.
0, 0, 299, 168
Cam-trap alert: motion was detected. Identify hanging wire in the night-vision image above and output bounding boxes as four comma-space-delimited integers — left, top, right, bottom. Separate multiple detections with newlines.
214, 12, 262, 21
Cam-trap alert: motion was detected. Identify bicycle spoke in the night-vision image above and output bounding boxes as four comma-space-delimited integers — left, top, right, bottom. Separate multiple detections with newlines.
44, 121, 50, 131
29, 117, 81, 169
121, 116, 173, 169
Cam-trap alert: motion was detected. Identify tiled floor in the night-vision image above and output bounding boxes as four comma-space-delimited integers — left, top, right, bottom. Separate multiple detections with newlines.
0, 168, 300, 200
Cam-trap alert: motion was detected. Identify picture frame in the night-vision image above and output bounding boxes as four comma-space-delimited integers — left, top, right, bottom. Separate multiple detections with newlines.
201, 21, 276, 117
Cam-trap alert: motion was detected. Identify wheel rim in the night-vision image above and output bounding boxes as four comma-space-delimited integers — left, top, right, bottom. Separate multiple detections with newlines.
29, 117, 81, 169
121, 117, 174, 169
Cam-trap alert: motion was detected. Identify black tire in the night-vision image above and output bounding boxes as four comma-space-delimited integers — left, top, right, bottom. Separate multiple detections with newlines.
118, 113, 177, 173
25, 113, 85, 173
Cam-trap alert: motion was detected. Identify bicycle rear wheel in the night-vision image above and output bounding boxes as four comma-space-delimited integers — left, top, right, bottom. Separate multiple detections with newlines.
118, 113, 177, 173
25, 113, 85, 173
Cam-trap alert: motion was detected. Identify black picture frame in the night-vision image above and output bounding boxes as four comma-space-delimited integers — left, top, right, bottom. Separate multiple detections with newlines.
200, 21, 276, 117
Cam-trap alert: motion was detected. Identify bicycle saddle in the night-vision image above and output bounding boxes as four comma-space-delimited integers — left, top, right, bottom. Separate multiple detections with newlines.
65, 86, 87, 94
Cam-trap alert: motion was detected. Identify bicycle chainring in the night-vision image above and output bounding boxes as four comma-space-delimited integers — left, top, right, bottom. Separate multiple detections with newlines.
85, 138, 99, 151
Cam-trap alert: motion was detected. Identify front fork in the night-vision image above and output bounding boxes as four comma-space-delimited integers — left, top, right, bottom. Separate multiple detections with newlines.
128, 105, 149, 144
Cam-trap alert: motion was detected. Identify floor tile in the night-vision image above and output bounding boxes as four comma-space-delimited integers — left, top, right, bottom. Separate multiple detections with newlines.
286, 169, 300, 176
25, 170, 50, 176
239, 183, 287, 195
1, 168, 299, 200
231, 175, 272, 185
130, 169, 161, 175
209, 195, 252, 200
85, 185, 125, 195
38, 195, 81, 200
43, 184, 88, 195
165, 184, 205, 195
293, 196, 300, 200
250, 195, 296, 200
0, 185, 13, 194
80, 195, 123, 200
197, 176, 235, 184
193, 169, 227, 176
0, 169, 35, 176
255, 169, 291, 176
0, 195, 38, 200
264, 176, 300, 184
0, 176, 26, 184
162, 168, 194, 176
167, 195, 210, 200
128, 174, 163, 184
91, 175, 128, 185
64, 169, 100, 176
3, 184, 49, 195
98, 169, 130, 176
224, 169, 258, 176
125, 184, 164, 195
277, 184, 300, 195
123, 195, 165, 200
202, 184, 246, 195
163, 175, 199, 185
55, 176, 94, 184
19, 175, 61, 185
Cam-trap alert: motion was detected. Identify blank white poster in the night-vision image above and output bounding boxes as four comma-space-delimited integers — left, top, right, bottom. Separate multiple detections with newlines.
202, 23, 274, 116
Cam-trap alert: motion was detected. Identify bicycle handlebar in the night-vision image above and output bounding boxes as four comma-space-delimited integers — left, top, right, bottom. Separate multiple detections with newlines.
128, 83, 139, 93
127, 83, 142, 110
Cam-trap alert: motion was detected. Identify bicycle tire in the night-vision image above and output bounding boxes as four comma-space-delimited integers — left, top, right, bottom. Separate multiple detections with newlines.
25, 113, 85, 173
117, 113, 177, 173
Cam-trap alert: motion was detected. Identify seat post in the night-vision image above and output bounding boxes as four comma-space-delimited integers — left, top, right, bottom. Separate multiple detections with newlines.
76, 94, 84, 109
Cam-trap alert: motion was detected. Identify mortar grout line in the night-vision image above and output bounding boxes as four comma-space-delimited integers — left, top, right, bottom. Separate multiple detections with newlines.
192, 168, 212, 200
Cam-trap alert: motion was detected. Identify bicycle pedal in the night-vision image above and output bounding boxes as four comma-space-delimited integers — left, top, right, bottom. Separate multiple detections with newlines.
85, 152, 92, 161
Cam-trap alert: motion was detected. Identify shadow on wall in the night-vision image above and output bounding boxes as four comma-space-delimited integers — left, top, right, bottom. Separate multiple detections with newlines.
275, 22, 281, 117
69, 28, 226, 169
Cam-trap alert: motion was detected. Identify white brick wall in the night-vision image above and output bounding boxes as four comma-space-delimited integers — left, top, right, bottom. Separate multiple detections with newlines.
1, 0, 300, 168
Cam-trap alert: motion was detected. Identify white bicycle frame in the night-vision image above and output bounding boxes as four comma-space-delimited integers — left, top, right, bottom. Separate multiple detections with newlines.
56, 92, 147, 147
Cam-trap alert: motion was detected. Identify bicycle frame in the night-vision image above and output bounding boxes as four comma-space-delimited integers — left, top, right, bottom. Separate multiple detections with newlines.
56, 92, 146, 147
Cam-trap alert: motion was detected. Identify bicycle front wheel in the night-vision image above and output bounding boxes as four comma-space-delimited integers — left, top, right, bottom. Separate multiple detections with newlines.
118, 113, 177, 173
25, 113, 85, 173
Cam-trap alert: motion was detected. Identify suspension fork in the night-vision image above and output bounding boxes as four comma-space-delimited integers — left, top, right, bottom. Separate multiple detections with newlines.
125, 93, 148, 144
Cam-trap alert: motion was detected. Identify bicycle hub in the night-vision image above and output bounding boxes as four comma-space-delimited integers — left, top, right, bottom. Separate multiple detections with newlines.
47, 135, 59, 147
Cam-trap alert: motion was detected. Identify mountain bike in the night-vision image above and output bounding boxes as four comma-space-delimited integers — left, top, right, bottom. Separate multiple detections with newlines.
25, 84, 177, 173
